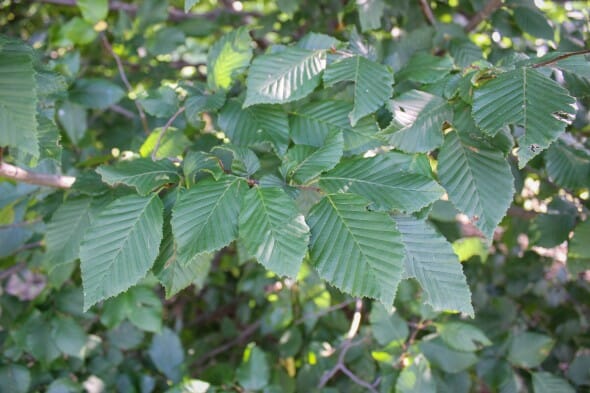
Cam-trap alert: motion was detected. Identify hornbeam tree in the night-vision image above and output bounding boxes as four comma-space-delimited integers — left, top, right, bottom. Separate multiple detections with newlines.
1, 1, 589, 392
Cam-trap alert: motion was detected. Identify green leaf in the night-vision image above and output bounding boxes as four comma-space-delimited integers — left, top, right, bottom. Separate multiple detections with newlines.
297, 32, 340, 51
507, 332, 554, 368
212, 145, 260, 177
156, 246, 212, 299
356, 0, 385, 31
57, 100, 87, 144
320, 154, 444, 213
239, 187, 310, 277
323, 55, 393, 126
437, 322, 491, 351
532, 372, 575, 393
101, 286, 162, 332
96, 158, 179, 195
420, 337, 479, 373
184, 0, 200, 13
557, 54, 590, 79
208, 27, 253, 90
140, 128, 190, 159
53, 316, 87, 358
80, 194, 164, 310
0, 365, 30, 393
289, 100, 381, 153
244, 47, 326, 107
236, 345, 270, 391
569, 219, 590, 259
396, 356, 436, 393
69, 78, 126, 109
0, 40, 38, 157
394, 215, 473, 315
513, 6, 554, 40
183, 151, 224, 185
138, 86, 178, 118
149, 327, 185, 383
185, 90, 226, 120
438, 132, 514, 240
307, 193, 405, 305
218, 99, 290, 156
397, 53, 454, 84
566, 353, 590, 386
545, 139, 590, 189
37, 116, 62, 163
171, 176, 246, 257
77, 0, 108, 23
369, 303, 409, 346
386, 90, 452, 153
472, 67, 575, 167
46, 196, 93, 267
283, 131, 344, 183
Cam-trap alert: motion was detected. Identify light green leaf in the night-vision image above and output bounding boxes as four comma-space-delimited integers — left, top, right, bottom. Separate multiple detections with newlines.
369, 303, 409, 346
397, 53, 454, 84
171, 176, 246, 257
218, 99, 289, 156
69, 78, 126, 109
452, 237, 489, 262
437, 322, 491, 351
507, 332, 554, 368
545, 139, 590, 189
438, 132, 514, 240
96, 158, 179, 195
307, 193, 405, 305
394, 215, 473, 315
140, 128, 190, 159
0, 40, 38, 157
323, 55, 393, 125
289, 100, 381, 153
356, 0, 385, 31
80, 194, 164, 310
472, 67, 575, 167
320, 154, 444, 213
386, 90, 452, 153
284, 132, 344, 183
149, 327, 185, 383
239, 187, 309, 277
184, 0, 200, 13
244, 47, 326, 107
57, 100, 87, 144
532, 372, 575, 393
396, 356, 436, 393
77, 0, 108, 23
208, 27, 253, 90
236, 345, 270, 391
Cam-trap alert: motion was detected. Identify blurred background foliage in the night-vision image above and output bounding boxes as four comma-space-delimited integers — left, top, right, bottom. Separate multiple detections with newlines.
0, 0, 589, 392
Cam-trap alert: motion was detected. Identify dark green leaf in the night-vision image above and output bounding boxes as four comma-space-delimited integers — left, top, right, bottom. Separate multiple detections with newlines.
97, 158, 179, 195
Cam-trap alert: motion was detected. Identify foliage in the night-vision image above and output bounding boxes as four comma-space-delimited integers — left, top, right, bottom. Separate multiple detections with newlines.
1, 0, 589, 392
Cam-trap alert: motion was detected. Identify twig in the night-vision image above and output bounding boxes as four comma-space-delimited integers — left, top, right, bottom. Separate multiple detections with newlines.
532, 49, 590, 69
110, 104, 136, 119
151, 106, 186, 161
0, 162, 75, 189
465, 0, 503, 32
100, 34, 150, 135
38, 0, 262, 22
418, 0, 437, 27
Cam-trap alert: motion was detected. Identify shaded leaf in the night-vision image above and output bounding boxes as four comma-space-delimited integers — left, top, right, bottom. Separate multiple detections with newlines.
237, 345, 270, 391
532, 372, 575, 393
356, 0, 385, 31
97, 158, 179, 195
69, 78, 126, 109
284, 131, 344, 183
149, 327, 184, 383
507, 332, 554, 368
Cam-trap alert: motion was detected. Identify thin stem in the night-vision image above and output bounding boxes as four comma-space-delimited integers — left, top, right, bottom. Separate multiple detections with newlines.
100, 34, 150, 135
532, 49, 590, 69
419, 0, 437, 27
0, 162, 75, 189
151, 106, 186, 161
465, 0, 503, 32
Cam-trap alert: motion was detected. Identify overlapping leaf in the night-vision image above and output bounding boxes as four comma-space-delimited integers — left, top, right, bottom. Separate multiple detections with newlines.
320, 154, 443, 212
545, 139, 590, 189
97, 158, 179, 195
307, 193, 405, 305
356, 0, 385, 31
218, 99, 289, 156
239, 187, 309, 277
283, 132, 343, 184
207, 27, 253, 90
438, 132, 514, 240
0, 39, 38, 157
80, 194, 164, 310
532, 372, 576, 393
472, 67, 575, 167
244, 47, 326, 107
386, 90, 452, 153
289, 100, 381, 153
323, 55, 393, 125
393, 215, 473, 315
171, 176, 246, 257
